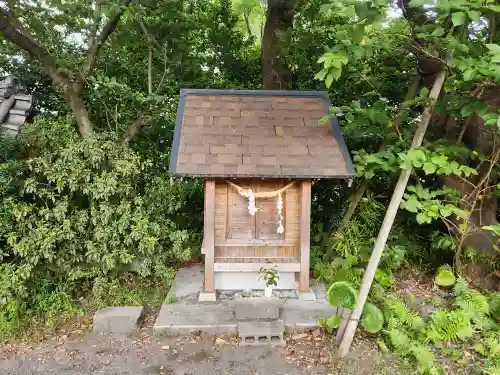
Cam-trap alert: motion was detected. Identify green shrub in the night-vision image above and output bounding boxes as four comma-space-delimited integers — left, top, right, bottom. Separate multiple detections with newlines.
0, 117, 193, 336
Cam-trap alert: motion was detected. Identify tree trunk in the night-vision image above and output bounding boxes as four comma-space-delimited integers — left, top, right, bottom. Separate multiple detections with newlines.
262, 0, 297, 89
65, 87, 93, 138
338, 69, 447, 357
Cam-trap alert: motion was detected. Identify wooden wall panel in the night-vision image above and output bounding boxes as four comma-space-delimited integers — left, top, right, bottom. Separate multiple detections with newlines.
285, 183, 301, 245
215, 245, 298, 258
214, 181, 227, 242
227, 180, 254, 240
255, 180, 285, 240
213, 179, 301, 260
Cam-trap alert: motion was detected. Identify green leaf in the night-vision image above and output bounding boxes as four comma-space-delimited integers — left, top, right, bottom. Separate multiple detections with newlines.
327, 281, 357, 308
423, 162, 437, 175
486, 44, 500, 54
431, 27, 445, 37
326, 315, 341, 328
314, 69, 327, 81
325, 71, 335, 88
401, 196, 422, 213
483, 224, 500, 236
435, 269, 456, 287
431, 155, 448, 167
460, 105, 474, 118
361, 302, 384, 333
375, 268, 395, 286
416, 212, 431, 224
407, 149, 427, 168
463, 69, 477, 81
452, 12, 467, 26
473, 343, 486, 356
439, 205, 454, 218
467, 10, 481, 21
336, 51, 349, 65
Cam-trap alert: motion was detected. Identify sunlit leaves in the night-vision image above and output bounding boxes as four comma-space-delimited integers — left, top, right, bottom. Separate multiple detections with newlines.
315, 51, 349, 87
401, 185, 469, 225
451, 12, 467, 26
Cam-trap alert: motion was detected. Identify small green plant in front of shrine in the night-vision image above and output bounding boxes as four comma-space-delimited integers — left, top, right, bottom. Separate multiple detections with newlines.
319, 281, 385, 333
258, 266, 279, 287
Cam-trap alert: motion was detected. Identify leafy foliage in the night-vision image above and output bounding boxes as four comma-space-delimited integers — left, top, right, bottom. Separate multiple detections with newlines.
0, 119, 191, 334
434, 265, 457, 287
362, 302, 384, 333
327, 281, 357, 308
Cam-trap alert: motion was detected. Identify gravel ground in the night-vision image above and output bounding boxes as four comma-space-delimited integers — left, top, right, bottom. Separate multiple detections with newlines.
0, 328, 408, 375
0, 330, 329, 375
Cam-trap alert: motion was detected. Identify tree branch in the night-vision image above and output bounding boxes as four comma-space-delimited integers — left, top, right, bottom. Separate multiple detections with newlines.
0, 7, 68, 88
122, 112, 153, 144
87, 0, 105, 54
80, 0, 133, 83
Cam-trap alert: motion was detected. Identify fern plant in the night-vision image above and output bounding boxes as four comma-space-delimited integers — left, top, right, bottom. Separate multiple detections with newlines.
483, 364, 500, 375
411, 345, 438, 375
489, 292, 500, 322
425, 309, 474, 343
384, 295, 425, 333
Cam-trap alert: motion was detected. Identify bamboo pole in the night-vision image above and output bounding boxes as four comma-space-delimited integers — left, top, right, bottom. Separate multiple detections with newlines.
338, 69, 447, 357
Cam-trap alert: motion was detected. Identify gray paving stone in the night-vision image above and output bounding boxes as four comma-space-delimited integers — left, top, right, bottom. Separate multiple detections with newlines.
93, 306, 144, 334
238, 320, 285, 347
175, 265, 204, 300
311, 283, 328, 303
235, 297, 282, 321
281, 299, 337, 329
154, 302, 237, 335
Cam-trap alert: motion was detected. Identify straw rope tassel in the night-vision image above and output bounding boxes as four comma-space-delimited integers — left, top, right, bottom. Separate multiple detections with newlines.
226, 181, 295, 233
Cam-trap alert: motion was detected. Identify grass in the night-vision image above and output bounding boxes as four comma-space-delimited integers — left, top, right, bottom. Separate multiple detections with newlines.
0, 273, 171, 343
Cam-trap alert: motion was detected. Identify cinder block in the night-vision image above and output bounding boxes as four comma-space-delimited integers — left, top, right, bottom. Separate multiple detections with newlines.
235, 297, 282, 321
238, 320, 285, 347
93, 306, 144, 334
198, 292, 217, 302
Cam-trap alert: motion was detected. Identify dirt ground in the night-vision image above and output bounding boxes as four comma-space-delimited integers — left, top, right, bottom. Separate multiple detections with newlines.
0, 327, 409, 375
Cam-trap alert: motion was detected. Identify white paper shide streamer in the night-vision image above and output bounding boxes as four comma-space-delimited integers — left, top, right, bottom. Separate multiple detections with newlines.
242, 189, 258, 216
276, 192, 284, 234
226, 181, 295, 234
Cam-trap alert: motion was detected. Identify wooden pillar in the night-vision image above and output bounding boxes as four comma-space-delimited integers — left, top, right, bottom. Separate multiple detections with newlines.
299, 180, 312, 292
204, 179, 216, 292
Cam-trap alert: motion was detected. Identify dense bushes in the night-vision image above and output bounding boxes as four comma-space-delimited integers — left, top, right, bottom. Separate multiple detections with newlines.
0, 117, 196, 336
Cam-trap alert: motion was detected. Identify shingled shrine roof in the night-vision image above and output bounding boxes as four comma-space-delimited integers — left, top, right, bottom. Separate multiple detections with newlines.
0, 76, 35, 136
169, 89, 354, 179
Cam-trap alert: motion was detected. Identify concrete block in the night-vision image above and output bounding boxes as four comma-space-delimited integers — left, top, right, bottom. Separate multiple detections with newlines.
281, 299, 337, 329
299, 289, 317, 302
235, 297, 282, 321
238, 320, 285, 347
214, 271, 298, 290
198, 292, 217, 302
93, 306, 144, 334
154, 302, 237, 335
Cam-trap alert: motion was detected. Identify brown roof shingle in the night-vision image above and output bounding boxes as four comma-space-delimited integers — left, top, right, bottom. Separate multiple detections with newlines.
169, 89, 354, 179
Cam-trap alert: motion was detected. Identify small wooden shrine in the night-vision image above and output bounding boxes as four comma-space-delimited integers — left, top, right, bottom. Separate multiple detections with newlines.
169, 89, 354, 299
